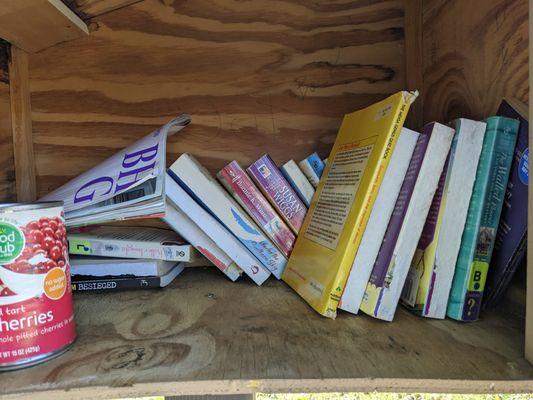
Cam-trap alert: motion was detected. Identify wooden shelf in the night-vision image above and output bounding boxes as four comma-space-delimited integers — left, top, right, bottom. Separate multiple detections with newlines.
3, 268, 533, 399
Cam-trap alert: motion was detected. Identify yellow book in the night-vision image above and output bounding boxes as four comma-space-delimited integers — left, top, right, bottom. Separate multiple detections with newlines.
282, 91, 418, 318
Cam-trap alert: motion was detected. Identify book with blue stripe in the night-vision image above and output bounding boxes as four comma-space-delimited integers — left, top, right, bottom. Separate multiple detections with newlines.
446, 116, 519, 321
168, 154, 287, 278
298, 152, 325, 188
280, 160, 315, 207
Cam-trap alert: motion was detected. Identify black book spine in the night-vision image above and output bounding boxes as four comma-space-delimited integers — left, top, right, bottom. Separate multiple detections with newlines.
72, 276, 161, 292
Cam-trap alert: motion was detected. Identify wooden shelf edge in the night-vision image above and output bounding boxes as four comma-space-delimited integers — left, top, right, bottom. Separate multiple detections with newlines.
4, 378, 533, 400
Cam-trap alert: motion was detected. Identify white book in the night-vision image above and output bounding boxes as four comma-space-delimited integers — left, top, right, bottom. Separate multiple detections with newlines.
360, 122, 455, 321
298, 152, 324, 188
280, 160, 315, 207
402, 119, 486, 318
339, 127, 419, 314
162, 202, 242, 282
70, 256, 179, 277
168, 154, 287, 277
165, 173, 271, 285
68, 225, 199, 262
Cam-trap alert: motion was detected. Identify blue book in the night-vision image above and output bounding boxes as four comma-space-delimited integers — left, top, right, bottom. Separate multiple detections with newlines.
446, 116, 519, 321
298, 152, 325, 188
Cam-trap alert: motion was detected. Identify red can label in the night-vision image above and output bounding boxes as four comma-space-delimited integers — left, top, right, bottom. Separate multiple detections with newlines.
0, 205, 76, 367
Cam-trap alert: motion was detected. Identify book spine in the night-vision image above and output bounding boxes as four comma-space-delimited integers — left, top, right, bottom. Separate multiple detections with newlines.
247, 154, 307, 234
217, 161, 295, 261
68, 237, 193, 262
484, 101, 529, 308
169, 154, 287, 277
162, 201, 242, 282
165, 173, 271, 285
280, 160, 315, 208
447, 117, 519, 321
72, 276, 161, 291
298, 156, 323, 188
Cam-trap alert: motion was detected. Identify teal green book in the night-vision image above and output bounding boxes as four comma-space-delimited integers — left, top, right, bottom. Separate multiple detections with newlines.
446, 116, 519, 321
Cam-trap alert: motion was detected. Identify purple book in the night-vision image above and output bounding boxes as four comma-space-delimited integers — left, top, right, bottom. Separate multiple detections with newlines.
483, 99, 528, 309
368, 125, 432, 288
247, 154, 307, 234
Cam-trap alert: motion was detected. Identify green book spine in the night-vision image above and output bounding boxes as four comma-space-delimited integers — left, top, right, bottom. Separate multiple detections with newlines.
446, 116, 519, 321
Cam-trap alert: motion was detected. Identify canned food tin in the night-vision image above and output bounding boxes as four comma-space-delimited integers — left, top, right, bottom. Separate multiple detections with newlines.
0, 202, 76, 371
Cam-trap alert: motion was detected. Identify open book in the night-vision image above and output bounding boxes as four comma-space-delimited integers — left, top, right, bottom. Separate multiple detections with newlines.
40, 115, 191, 226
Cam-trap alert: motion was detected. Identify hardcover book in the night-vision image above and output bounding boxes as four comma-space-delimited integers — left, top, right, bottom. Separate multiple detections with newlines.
298, 152, 325, 188
401, 119, 486, 318
340, 127, 419, 314
217, 160, 296, 258
68, 226, 199, 262
280, 160, 315, 207
282, 91, 418, 318
247, 154, 307, 234
169, 154, 287, 277
447, 116, 519, 321
165, 173, 271, 284
359, 122, 454, 321
72, 262, 185, 292
162, 201, 242, 282
484, 99, 529, 309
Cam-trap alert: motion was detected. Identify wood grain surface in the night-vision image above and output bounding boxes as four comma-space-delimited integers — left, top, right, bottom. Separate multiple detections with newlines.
28, 0, 406, 198
421, 0, 528, 123
0, 40, 16, 202
62, 0, 144, 19
2, 268, 533, 399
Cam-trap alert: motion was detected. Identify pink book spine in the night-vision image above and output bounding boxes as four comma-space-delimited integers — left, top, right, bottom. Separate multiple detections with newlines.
247, 154, 307, 234
218, 161, 296, 258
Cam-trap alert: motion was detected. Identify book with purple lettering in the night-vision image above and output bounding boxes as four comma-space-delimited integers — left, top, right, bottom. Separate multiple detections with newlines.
217, 161, 296, 259
483, 99, 529, 309
247, 154, 307, 234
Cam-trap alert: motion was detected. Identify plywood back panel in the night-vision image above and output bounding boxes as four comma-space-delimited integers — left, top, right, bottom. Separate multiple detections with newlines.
29, 0, 406, 198
422, 0, 528, 123
0, 41, 16, 202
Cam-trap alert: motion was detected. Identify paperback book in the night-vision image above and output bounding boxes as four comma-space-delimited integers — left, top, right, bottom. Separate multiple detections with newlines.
340, 127, 419, 315
298, 152, 325, 188
169, 154, 287, 278
70, 256, 179, 277
41, 115, 191, 226
282, 91, 418, 318
359, 122, 454, 321
217, 161, 296, 258
447, 116, 519, 321
484, 98, 529, 309
280, 159, 315, 207
247, 154, 307, 234
401, 119, 486, 318
68, 225, 199, 262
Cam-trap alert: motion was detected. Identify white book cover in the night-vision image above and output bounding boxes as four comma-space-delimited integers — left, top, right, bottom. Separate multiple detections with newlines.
280, 160, 315, 207
339, 127, 419, 314
298, 156, 322, 188
41, 115, 191, 226
162, 202, 242, 282
360, 122, 455, 321
165, 174, 271, 285
404, 119, 486, 318
168, 154, 287, 277
70, 256, 179, 277
68, 225, 199, 262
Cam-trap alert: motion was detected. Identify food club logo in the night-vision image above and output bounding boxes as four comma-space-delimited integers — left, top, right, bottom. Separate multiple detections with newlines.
0, 222, 25, 264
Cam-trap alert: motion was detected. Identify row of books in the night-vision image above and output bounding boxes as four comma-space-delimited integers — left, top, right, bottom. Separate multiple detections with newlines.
284, 92, 527, 322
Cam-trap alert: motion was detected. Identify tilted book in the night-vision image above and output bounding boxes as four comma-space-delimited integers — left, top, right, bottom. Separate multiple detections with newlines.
169, 154, 287, 277
68, 225, 199, 262
298, 152, 325, 188
247, 154, 307, 234
280, 160, 315, 208
484, 99, 529, 309
162, 201, 242, 282
359, 122, 454, 321
41, 115, 191, 226
447, 116, 519, 321
72, 262, 185, 292
401, 119, 486, 318
282, 91, 418, 318
165, 173, 271, 284
217, 160, 296, 259
339, 127, 419, 314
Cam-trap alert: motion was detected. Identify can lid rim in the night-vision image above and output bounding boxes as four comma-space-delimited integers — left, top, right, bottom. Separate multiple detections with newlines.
0, 202, 64, 213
